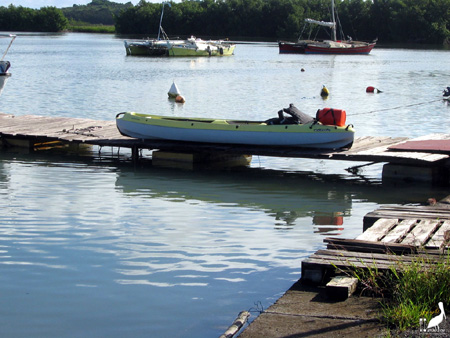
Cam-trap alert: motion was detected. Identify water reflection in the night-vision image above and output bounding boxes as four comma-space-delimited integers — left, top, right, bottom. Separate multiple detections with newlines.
115, 166, 353, 231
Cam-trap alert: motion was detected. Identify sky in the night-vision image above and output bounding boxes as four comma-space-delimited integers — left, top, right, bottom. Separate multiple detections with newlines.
0, 0, 158, 9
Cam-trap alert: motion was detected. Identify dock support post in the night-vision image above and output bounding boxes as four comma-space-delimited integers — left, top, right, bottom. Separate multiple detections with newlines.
131, 146, 139, 163
382, 163, 449, 185
151, 150, 252, 169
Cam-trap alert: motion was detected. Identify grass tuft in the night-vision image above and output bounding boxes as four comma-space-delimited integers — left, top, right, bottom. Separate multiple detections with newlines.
345, 250, 450, 331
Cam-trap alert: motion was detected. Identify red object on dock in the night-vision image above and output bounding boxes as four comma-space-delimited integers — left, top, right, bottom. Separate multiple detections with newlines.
316, 108, 346, 127
389, 140, 450, 154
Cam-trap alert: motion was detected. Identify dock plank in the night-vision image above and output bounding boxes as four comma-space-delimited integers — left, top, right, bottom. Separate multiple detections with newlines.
381, 219, 418, 243
356, 218, 398, 241
324, 237, 416, 254
401, 219, 441, 246
427, 220, 450, 248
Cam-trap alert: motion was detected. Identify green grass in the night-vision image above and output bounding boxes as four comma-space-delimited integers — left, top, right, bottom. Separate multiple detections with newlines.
67, 20, 115, 33
68, 25, 115, 33
346, 251, 450, 331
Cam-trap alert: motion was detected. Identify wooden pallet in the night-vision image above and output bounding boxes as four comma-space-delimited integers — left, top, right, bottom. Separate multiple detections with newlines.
358, 218, 450, 250
302, 199, 450, 285
364, 205, 450, 230
301, 244, 447, 285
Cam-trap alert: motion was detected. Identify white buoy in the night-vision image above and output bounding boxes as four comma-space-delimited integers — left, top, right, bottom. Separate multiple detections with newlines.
168, 81, 181, 98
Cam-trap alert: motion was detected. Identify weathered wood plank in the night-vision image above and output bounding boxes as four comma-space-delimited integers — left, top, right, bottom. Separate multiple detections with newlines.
365, 206, 450, 223
315, 249, 417, 263
345, 136, 408, 153
356, 218, 399, 241
428, 220, 450, 248
326, 276, 359, 300
381, 219, 418, 243
401, 219, 441, 246
303, 256, 394, 270
324, 237, 416, 254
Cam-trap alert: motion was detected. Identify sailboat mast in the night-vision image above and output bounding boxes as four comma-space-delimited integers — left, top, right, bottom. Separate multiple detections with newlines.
157, 2, 171, 40
331, 0, 337, 41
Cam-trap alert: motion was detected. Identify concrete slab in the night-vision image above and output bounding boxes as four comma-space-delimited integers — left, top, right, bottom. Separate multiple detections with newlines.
238, 281, 387, 338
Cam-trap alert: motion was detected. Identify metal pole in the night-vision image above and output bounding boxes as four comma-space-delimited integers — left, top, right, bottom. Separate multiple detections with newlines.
1, 35, 16, 61
331, 0, 337, 41
157, 2, 171, 40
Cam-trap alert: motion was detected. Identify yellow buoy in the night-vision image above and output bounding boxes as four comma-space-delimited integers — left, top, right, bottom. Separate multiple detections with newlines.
320, 85, 329, 97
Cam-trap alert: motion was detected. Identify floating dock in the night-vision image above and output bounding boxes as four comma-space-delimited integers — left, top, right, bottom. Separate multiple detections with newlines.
0, 113, 450, 182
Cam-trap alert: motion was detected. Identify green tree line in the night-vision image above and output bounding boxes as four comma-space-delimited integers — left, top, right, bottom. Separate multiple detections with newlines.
0, 5, 67, 32
0, 0, 449, 45
115, 0, 450, 44
62, 0, 133, 26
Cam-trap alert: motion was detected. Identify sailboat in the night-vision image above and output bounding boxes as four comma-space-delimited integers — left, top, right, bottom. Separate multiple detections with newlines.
124, 2, 184, 56
0, 34, 15, 96
278, 0, 376, 55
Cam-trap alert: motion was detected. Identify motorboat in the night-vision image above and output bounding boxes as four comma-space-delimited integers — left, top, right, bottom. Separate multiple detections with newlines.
278, 0, 376, 55
116, 104, 355, 149
167, 37, 235, 57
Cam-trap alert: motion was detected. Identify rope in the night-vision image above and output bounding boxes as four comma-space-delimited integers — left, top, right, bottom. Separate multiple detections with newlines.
350, 98, 443, 116
248, 301, 265, 315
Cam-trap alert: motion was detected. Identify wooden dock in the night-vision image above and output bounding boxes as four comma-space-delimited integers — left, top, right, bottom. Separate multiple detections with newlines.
0, 113, 450, 181
301, 199, 450, 288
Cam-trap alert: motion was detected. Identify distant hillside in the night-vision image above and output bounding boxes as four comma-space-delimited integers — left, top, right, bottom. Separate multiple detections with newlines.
62, 0, 133, 25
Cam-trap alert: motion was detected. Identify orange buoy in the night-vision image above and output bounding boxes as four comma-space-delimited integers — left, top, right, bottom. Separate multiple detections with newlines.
175, 95, 185, 103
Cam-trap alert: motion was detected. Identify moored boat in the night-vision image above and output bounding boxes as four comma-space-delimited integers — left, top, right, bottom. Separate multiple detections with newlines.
0, 34, 15, 96
278, 1, 376, 55
444, 87, 450, 101
116, 104, 355, 149
124, 2, 184, 56
167, 37, 236, 57
124, 39, 184, 56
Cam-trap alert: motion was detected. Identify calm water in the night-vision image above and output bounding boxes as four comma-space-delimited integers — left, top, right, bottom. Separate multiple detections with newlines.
0, 33, 449, 337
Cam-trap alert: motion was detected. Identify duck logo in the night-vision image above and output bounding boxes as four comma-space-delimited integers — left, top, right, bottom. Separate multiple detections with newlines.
420, 302, 447, 333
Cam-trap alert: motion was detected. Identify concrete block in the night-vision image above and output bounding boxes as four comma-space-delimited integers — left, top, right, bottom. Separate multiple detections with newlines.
326, 276, 358, 301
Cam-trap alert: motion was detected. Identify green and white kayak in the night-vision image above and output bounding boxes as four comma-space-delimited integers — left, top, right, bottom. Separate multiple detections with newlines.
116, 106, 355, 149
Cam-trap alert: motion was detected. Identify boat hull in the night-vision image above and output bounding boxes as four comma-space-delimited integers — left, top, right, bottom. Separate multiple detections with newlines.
124, 40, 184, 56
116, 113, 355, 149
168, 44, 235, 57
278, 41, 307, 54
0, 73, 11, 95
279, 41, 376, 55
305, 42, 376, 55
125, 44, 167, 56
